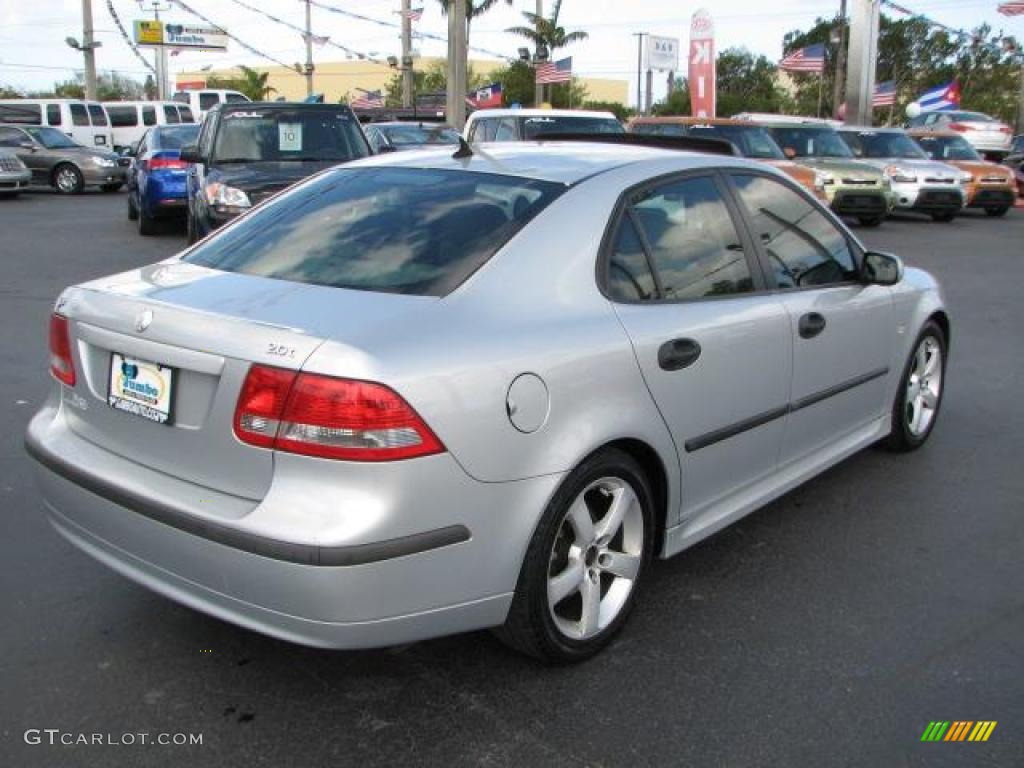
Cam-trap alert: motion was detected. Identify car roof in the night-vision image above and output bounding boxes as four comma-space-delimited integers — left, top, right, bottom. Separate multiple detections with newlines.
839, 126, 905, 133
632, 116, 751, 126
344, 140, 759, 185
371, 122, 456, 129
215, 102, 353, 113
467, 108, 617, 120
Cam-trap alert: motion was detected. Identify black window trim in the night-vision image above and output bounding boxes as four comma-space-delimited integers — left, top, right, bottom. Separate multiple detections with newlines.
720, 167, 867, 295
596, 167, 771, 305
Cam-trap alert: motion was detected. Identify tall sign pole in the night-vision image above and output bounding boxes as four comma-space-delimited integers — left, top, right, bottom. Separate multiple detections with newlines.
633, 32, 646, 112
844, 0, 880, 126
303, 0, 314, 98
82, 0, 99, 100
445, 0, 467, 129
534, 1, 544, 106
688, 9, 715, 118
831, 0, 848, 119
401, 0, 413, 107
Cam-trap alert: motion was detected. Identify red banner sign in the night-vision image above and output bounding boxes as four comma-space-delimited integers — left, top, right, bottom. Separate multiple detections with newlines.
688, 9, 716, 118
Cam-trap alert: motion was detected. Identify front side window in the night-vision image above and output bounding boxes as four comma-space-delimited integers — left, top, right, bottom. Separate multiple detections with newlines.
731, 174, 858, 289
70, 103, 89, 126
224, 92, 249, 103
23, 126, 80, 149
199, 93, 219, 111
610, 175, 754, 301
163, 104, 181, 124
183, 168, 565, 296
87, 104, 108, 126
211, 108, 369, 163
142, 106, 157, 126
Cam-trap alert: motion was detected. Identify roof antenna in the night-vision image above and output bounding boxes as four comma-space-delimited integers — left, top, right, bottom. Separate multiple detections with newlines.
452, 136, 474, 159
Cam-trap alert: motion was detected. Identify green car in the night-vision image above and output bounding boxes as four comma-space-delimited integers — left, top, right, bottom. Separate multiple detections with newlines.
764, 123, 893, 227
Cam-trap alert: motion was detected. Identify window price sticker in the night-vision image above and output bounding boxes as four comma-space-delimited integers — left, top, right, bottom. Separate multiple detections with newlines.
279, 123, 303, 152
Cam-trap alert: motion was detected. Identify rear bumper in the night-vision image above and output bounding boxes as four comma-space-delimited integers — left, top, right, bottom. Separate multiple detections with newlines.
26, 402, 562, 648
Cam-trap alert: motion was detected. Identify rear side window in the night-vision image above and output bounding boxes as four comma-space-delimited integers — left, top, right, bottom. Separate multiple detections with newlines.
225, 92, 249, 103
730, 174, 857, 288
199, 93, 219, 111
184, 168, 565, 296
614, 176, 754, 301
0, 103, 42, 124
47, 104, 62, 126
106, 105, 138, 127
607, 216, 657, 301
70, 104, 89, 126
163, 104, 181, 124
142, 106, 157, 126
87, 104, 108, 126
178, 105, 196, 123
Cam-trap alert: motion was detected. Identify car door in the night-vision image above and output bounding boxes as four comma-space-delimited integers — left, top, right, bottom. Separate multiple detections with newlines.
607, 172, 793, 520
187, 110, 218, 219
727, 172, 895, 467
0, 127, 46, 182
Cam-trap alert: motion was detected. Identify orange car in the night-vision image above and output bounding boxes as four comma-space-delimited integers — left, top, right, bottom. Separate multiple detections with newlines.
910, 129, 1018, 217
629, 116, 825, 200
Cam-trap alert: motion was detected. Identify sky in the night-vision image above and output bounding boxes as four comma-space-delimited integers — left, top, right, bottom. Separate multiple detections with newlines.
1, 0, 1019, 106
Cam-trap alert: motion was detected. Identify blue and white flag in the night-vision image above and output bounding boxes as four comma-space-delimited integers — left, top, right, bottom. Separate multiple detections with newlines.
915, 80, 961, 112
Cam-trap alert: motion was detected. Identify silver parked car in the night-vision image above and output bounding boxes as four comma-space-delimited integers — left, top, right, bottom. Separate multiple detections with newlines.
0, 149, 31, 196
0, 124, 127, 194
26, 140, 950, 661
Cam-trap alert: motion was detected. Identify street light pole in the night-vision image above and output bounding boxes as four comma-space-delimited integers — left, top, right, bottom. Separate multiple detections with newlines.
303, 0, 314, 98
534, 0, 544, 106
445, 0, 467, 129
832, 0, 848, 119
401, 0, 413, 108
81, 0, 99, 100
844, 0, 879, 126
633, 32, 646, 114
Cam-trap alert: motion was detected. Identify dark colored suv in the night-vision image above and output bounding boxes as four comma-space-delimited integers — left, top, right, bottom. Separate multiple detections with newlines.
182, 103, 371, 242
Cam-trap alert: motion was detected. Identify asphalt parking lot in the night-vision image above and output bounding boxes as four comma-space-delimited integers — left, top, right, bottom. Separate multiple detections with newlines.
1, 188, 1022, 767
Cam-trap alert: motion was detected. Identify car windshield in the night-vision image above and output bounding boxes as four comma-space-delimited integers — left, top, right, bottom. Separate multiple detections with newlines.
183, 167, 565, 296
379, 124, 461, 146
22, 126, 81, 149
686, 125, 785, 159
768, 127, 853, 158
153, 124, 200, 149
211, 108, 369, 164
844, 131, 927, 159
522, 115, 624, 139
915, 135, 980, 162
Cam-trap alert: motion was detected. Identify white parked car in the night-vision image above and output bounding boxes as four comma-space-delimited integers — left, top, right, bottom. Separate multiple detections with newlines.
104, 101, 197, 154
171, 89, 250, 119
0, 98, 113, 149
907, 110, 1013, 157
464, 108, 623, 142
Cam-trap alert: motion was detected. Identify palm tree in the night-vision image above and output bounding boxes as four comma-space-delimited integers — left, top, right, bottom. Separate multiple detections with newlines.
506, 0, 587, 103
236, 65, 276, 101
438, 0, 501, 42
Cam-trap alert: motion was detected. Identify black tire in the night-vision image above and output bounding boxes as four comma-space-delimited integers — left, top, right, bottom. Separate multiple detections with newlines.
985, 206, 1009, 217
138, 203, 157, 236
101, 183, 123, 193
931, 211, 956, 222
883, 320, 947, 452
857, 216, 884, 227
51, 163, 84, 195
495, 447, 655, 663
127, 190, 139, 221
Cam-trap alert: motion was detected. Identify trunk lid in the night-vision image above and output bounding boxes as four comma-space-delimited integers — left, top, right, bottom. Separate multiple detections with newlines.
59, 260, 436, 500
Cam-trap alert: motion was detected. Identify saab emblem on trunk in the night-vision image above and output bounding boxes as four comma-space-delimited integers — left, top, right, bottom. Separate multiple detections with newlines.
135, 309, 153, 333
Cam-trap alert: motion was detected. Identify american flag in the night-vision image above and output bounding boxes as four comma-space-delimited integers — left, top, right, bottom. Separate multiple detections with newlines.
350, 89, 384, 109
779, 43, 826, 74
398, 7, 424, 22
873, 80, 897, 107
998, 1, 1024, 15
535, 56, 573, 84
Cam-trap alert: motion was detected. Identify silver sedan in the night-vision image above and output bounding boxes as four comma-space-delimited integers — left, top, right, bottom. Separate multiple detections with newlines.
26, 140, 949, 661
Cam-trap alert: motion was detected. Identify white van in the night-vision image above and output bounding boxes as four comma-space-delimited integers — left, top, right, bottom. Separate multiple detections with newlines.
0, 99, 114, 148
172, 89, 250, 119
104, 101, 197, 152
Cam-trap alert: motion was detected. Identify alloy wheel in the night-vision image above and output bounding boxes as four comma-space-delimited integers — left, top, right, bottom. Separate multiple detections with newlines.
905, 336, 943, 437
55, 166, 80, 194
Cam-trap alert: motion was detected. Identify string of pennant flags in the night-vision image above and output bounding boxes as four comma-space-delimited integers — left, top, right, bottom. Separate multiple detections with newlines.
170, 0, 295, 70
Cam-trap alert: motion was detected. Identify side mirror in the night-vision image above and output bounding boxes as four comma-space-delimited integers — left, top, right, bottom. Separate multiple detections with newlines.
862, 251, 903, 286
783, 147, 797, 159
179, 143, 203, 164
19, 140, 36, 152
122, 142, 138, 158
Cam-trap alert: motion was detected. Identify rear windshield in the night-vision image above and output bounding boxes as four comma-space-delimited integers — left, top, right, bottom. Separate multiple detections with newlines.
380, 123, 461, 146
153, 124, 200, 149
685, 125, 785, 159
769, 126, 853, 158
523, 115, 624, 139
183, 167, 565, 296
212, 108, 369, 164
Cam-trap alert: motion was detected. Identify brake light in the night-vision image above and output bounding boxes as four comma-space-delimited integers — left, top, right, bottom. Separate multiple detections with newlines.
149, 157, 189, 170
49, 313, 75, 386
234, 365, 444, 461
999, 126, 1012, 134
948, 123, 969, 132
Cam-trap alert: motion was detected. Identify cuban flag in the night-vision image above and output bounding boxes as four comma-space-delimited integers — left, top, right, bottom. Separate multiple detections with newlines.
915, 80, 961, 112
467, 82, 503, 109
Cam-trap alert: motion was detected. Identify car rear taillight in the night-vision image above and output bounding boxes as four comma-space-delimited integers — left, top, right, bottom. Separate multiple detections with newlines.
149, 157, 189, 171
234, 365, 444, 461
49, 313, 75, 386
948, 123, 969, 133
999, 126, 1012, 134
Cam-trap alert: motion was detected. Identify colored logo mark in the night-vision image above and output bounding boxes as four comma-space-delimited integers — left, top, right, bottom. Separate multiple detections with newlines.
921, 721, 997, 742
